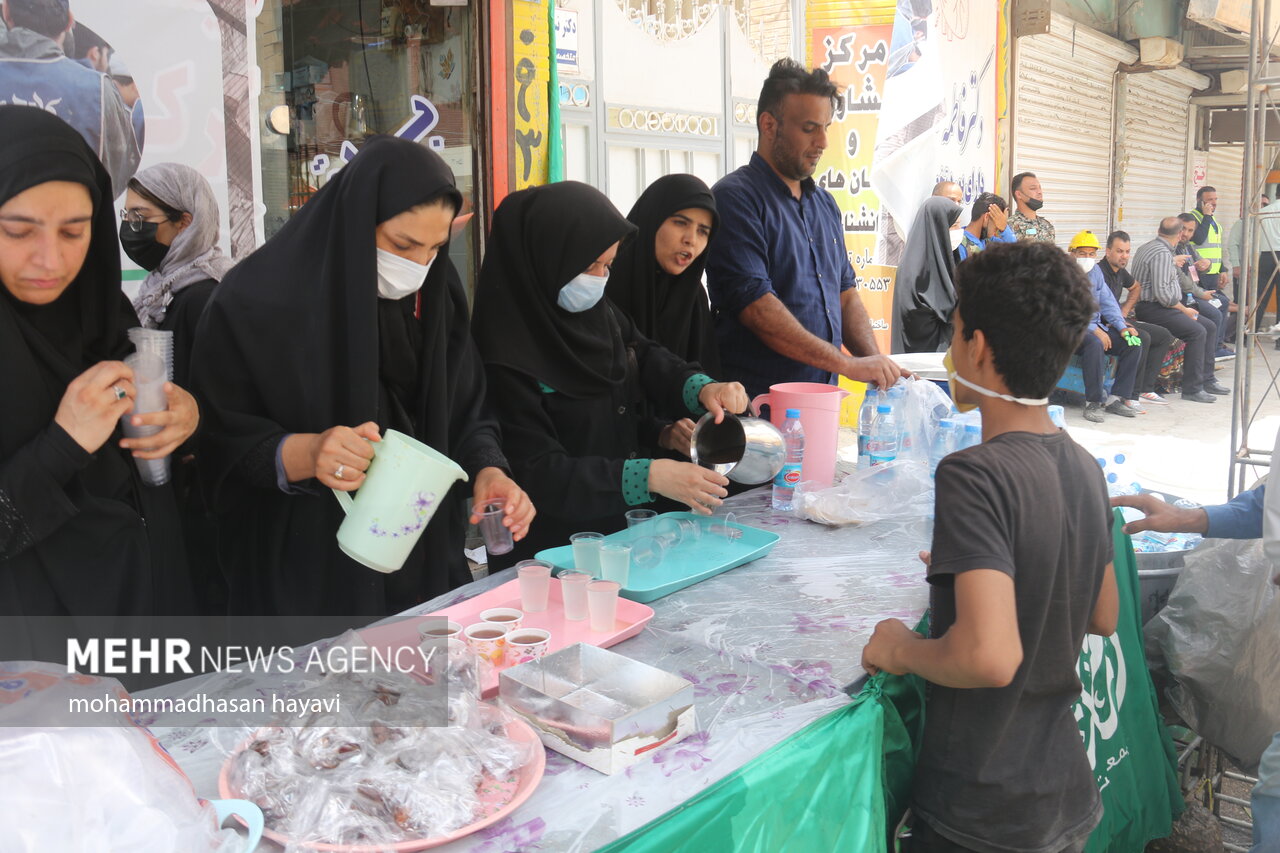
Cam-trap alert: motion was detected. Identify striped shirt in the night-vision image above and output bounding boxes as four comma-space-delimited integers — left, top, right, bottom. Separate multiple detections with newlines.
1129, 237, 1181, 308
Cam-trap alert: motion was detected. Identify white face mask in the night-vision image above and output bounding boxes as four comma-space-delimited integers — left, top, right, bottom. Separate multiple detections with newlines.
949, 229, 965, 252
377, 248, 434, 300
556, 271, 609, 312
1076, 257, 1097, 274
943, 349, 1050, 413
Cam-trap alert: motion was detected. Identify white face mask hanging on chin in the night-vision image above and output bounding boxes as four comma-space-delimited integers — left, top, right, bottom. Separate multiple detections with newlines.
377, 248, 435, 300
556, 271, 610, 312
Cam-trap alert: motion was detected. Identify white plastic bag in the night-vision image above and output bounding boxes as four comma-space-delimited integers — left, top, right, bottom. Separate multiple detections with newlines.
795, 459, 934, 526
0, 662, 259, 853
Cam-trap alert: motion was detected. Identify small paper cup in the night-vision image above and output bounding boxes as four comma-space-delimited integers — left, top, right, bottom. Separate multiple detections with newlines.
479, 607, 523, 631
463, 621, 509, 666
503, 628, 551, 667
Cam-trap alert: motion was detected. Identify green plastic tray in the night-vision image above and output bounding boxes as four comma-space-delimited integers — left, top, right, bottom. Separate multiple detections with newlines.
534, 512, 780, 604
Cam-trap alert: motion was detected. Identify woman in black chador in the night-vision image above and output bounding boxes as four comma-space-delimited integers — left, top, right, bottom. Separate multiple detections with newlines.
192, 136, 534, 616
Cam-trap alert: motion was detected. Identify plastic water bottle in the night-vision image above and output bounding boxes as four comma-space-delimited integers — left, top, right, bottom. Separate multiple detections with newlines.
958, 423, 982, 451
868, 404, 900, 466
887, 385, 914, 458
772, 408, 805, 511
929, 419, 955, 477
857, 390, 880, 469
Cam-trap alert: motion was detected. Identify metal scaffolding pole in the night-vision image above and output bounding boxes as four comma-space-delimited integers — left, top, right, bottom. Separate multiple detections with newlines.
1230, 0, 1280, 497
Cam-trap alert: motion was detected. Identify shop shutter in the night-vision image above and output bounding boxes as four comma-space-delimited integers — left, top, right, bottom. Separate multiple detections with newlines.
1012, 14, 1136, 248
1114, 68, 1206, 243
1207, 144, 1246, 245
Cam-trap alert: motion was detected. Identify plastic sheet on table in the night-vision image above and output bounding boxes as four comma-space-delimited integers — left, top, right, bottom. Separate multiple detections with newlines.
1144, 537, 1280, 773
794, 459, 934, 527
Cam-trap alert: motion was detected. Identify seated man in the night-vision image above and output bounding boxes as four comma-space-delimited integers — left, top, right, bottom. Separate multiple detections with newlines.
1098, 231, 1175, 409
955, 192, 1015, 261
1176, 213, 1231, 358
1130, 218, 1228, 403
1069, 232, 1143, 422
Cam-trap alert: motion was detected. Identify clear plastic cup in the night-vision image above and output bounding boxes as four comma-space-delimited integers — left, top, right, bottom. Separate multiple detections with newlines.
599, 542, 632, 587
516, 560, 553, 612
121, 352, 170, 486
478, 498, 513, 556
570, 531, 605, 573
625, 509, 657, 528
128, 327, 175, 382
558, 571, 592, 621
587, 579, 621, 632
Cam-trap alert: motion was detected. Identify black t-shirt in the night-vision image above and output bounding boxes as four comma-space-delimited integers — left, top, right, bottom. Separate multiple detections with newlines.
1098, 261, 1134, 304
912, 430, 1113, 853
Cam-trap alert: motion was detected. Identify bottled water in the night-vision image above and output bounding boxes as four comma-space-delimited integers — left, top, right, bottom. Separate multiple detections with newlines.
929, 419, 955, 477
958, 423, 982, 451
886, 385, 914, 458
772, 408, 806, 511
857, 390, 880, 468
868, 404, 900, 467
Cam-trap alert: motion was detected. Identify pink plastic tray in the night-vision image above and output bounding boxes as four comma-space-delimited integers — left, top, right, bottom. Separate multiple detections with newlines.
218, 712, 545, 852
360, 578, 655, 697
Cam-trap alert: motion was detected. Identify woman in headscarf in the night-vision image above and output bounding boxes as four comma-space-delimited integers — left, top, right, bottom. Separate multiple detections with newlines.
0, 105, 199, 635
191, 135, 534, 617
122, 163, 233, 387
120, 163, 233, 609
606, 174, 718, 458
891, 195, 963, 353
472, 181, 747, 565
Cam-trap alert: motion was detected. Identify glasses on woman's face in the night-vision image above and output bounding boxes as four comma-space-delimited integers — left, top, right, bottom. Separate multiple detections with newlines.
119, 208, 168, 232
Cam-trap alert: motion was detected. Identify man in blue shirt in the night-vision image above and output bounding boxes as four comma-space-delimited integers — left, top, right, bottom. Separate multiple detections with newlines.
1071, 231, 1143, 422
1114, 434, 1279, 853
705, 59, 904, 398
955, 192, 1015, 261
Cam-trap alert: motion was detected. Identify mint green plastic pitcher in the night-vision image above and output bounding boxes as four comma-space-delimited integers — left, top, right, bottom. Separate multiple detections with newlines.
332, 429, 468, 573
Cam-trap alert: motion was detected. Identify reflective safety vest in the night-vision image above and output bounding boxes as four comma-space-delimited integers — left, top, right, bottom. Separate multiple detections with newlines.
1189, 208, 1223, 274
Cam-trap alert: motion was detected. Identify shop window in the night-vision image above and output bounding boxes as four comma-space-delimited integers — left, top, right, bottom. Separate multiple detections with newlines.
255, 0, 479, 291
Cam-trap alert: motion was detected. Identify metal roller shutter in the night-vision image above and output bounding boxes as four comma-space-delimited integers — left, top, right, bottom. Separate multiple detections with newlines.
1012, 14, 1136, 249
1114, 68, 1207, 243
1207, 144, 1246, 242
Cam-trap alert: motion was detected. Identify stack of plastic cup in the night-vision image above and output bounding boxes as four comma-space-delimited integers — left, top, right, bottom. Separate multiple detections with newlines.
127, 327, 174, 382
121, 352, 170, 486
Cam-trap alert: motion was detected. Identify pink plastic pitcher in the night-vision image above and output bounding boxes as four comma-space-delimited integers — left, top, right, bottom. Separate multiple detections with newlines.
750, 382, 850, 487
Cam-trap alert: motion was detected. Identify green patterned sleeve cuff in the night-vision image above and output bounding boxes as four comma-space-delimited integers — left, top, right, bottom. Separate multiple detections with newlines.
683, 373, 715, 416
621, 459, 654, 506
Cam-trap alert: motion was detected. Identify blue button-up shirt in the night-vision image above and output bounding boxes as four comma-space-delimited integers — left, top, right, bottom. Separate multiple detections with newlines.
1086, 264, 1129, 332
705, 152, 857, 397
955, 225, 1016, 261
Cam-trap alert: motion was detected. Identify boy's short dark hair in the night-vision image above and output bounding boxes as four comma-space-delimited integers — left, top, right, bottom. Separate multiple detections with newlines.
5, 0, 69, 39
971, 192, 1006, 221
1106, 230, 1130, 248
757, 59, 838, 131
955, 242, 1095, 399
1011, 172, 1036, 196
1197, 185, 1216, 203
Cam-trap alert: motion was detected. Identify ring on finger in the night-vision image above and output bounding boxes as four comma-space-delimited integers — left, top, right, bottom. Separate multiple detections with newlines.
112, 384, 127, 401
334, 464, 346, 480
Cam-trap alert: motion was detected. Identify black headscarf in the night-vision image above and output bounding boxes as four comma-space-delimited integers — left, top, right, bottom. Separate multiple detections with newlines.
0, 105, 134, 473
605, 174, 720, 374
891, 195, 962, 354
472, 182, 637, 398
193, 134, 464, 497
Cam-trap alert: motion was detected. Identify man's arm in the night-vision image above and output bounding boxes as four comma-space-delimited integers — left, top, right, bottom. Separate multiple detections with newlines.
1122, 281, 1141, 317
862, 568, 1023, 688
1191, 213, 1212, 246
739, 293, 901, 389
1088, 562, 1119, 636
1111, 488, 1263, 539
97, 77, 141, 199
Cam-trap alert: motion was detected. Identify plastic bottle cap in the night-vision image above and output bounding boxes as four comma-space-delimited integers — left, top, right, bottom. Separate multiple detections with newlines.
876, 404, 892, 413
965, 424, 980, 432
785, 408, 801, 418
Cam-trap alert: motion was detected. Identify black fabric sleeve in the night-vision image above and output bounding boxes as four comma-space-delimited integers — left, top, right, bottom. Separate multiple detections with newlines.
1192, 216, 1211, 246
447, 333, 509, 479
0, 423, 93, 559
927, 455, 1017, 582
485, 365, 630, 520
622, 313, 700, 420
232, 432, 289, 492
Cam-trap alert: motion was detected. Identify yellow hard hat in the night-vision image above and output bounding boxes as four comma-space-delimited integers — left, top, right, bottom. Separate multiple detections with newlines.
1069, 230, 1101, 251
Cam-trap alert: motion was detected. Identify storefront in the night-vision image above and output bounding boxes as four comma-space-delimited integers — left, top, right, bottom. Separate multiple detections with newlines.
254, 0, 486, 291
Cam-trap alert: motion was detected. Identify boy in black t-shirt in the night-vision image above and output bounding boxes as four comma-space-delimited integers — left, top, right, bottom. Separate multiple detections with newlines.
862, 241, 1120, 853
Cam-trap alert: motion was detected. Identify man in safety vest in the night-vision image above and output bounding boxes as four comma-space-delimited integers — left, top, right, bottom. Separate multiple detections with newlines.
1188, 186, 1233, 354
